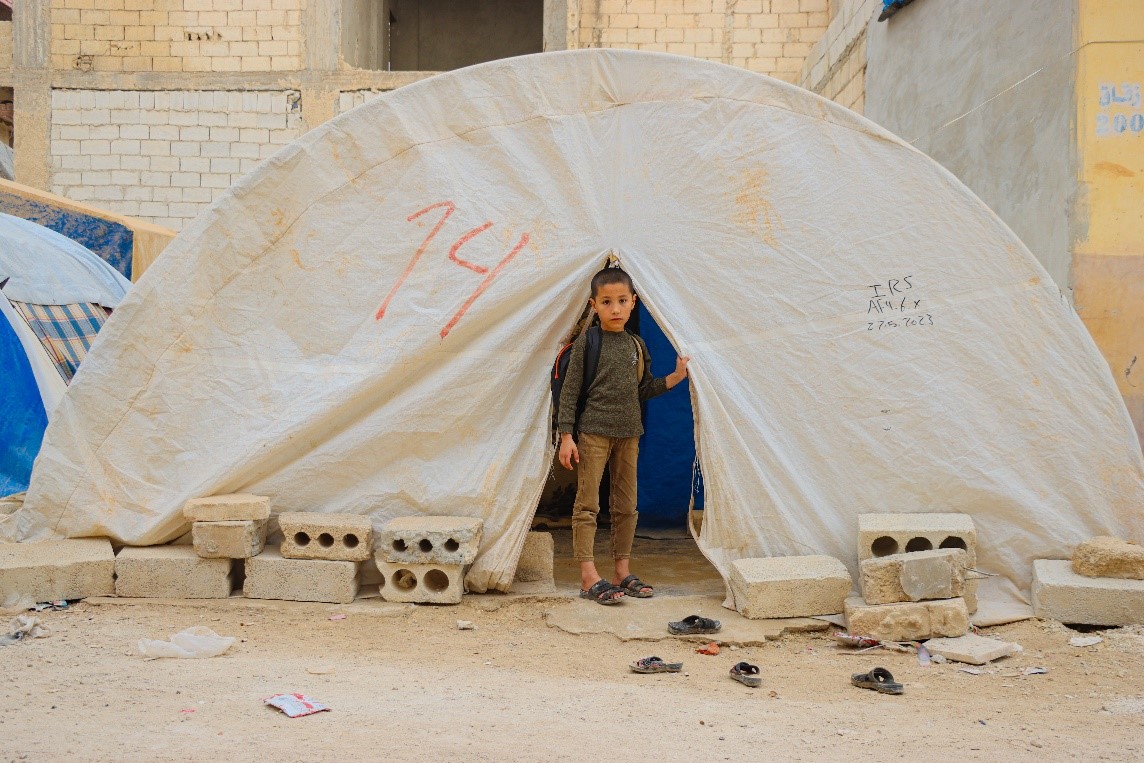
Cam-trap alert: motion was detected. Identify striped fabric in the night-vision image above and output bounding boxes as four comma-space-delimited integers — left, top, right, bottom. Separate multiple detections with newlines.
10, 301, 110, 383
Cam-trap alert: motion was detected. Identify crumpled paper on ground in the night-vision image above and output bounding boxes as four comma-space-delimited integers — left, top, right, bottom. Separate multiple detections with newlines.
137, 626, 235, 658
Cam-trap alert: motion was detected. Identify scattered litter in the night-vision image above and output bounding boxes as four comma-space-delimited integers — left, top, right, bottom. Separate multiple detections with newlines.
1023, 667, 1048, 675
0, 615, 50, 645
328, 614, 347, 621
931, 654, 948, 664
696, 642, 720, 656
767, 690, 779, 699
1069, 635, 1102, 647
180, 708, 196, 714
137, 626, 235, 659
307, 666, 336, 675
834, 632, 878, 649
916, 642, 931, 666
959, 667, 985, 675
457, 620, 476, 630
33, 600, 69, 612
264, 693, 330, 718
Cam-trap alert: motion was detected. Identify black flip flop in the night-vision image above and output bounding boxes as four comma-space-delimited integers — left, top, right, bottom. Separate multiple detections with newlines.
730, 662, 761, 688
630, 656, 683, 674
668, 615, 722, 635
851, 667, 904, 695
579, 578, 624, 605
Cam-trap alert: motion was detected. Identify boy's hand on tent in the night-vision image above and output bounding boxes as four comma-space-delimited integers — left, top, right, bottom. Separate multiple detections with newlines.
666, 356, 691, 389
559, 434, 579, 470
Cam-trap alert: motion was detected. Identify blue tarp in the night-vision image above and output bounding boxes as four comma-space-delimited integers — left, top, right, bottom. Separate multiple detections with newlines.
0, 310, 48, 495
637, 303, 702, 527
0, 190, 134, 279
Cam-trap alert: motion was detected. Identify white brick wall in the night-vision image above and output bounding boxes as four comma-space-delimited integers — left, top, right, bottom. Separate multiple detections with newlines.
798, 0, 878, 113
50, 89, 303, 230
338, 90, 388, 114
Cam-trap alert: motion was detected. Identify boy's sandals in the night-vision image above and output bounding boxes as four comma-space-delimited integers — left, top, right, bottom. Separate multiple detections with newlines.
630, 656, 683, 674
580, 578, 624, 605
668, 615, 722, 635
851, 667, 904, 695
615, 574, 654, 598
729, 662, 762, 688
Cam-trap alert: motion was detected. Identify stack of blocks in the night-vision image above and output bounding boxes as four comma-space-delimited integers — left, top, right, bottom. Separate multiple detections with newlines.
244, 512, 372, 604
846, 513, 976, 641
113, 493, 275, 599
375, 516, 483, 604
1031, 537, 1144, 626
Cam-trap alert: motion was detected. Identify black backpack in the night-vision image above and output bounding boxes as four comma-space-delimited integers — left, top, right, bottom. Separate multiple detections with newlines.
551, 325, 602, 432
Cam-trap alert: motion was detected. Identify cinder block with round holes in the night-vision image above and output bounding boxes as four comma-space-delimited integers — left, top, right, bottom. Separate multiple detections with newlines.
857, 513, 977, 566
379, 516, 483, 565
278, 512, 373, 562
375, 560, 465, 604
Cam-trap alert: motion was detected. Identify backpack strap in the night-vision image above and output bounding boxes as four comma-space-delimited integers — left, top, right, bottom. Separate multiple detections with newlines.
632, 334, 646, 383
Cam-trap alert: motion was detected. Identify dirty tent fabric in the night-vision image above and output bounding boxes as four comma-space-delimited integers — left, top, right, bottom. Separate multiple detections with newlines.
6, 51, 1143, 611
0, 213, 130, 494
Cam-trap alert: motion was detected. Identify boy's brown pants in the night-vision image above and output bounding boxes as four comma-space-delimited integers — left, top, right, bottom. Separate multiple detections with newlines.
571, 432, 639, 562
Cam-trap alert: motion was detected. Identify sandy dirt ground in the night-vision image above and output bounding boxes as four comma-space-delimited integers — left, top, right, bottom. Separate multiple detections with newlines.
2, 537, 1143, 762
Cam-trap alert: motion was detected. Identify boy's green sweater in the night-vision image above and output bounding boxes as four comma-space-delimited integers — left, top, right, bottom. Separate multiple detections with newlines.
557, 329, 668, 438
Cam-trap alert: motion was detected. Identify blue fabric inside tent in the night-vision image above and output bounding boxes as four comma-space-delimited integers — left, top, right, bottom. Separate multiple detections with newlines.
0, 311, 48, 495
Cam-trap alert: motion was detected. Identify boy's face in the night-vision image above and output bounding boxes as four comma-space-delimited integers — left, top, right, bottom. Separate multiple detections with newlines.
590, 283, 637, 332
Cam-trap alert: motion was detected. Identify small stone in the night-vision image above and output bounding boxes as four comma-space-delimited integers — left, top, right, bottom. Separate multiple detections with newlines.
1072, 537, 1144, 580
457, 620, 475, 630
924, 634, 1020, 665
1068, 635, 1102, 647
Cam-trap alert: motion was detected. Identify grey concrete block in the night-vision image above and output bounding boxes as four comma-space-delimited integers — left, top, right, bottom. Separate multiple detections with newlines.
924, 634, 1020, 665
1032, 559, 1144, 626
844, 596, 969, 641
859, 549, 967, 605
115, 545, 233, 599
376, 560, 464, 604
0, 538, 115, 601
183, 493, 270, 522
244, 548, 359, 604
857, 513, 977, 566
514, 532, 553, 584
1072, 536, 1144, 580
278, 512, 372, 562
192, 519, 267, 559
380, 516, 483, 565
729, 556, 852, 619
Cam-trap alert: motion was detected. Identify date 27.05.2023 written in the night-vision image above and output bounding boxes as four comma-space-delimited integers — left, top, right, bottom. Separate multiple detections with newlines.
868, 314, 934, 331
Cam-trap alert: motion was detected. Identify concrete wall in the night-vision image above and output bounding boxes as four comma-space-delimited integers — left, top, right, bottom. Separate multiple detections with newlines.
342, 0, 389, 70
864, 0, 1078, 295
574, 0, 831, 83
0, 20, 11, 71
798, 0, 877, 113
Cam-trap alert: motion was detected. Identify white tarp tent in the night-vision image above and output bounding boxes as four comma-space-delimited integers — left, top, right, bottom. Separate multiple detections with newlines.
4, 51, 1142, 611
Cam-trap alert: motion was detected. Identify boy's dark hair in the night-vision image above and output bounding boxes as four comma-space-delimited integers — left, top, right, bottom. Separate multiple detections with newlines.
590, 266, 635, 298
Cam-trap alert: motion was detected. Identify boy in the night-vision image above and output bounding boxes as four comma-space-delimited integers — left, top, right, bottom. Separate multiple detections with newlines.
557, 267, 690, 604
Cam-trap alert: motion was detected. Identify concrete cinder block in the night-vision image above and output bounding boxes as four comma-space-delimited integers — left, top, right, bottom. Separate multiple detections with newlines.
1032, 559, 1144, 626
513, 532, 553, 584
192, 519, 267, 559
0, 539, 115, 601
278, 512, 372, 562
859, 549, 967, 605
844, 596, 969, 641
857, 513, 977, 567
244, 548, 359, 604
376, 560, 464, 605
183, 493, 270, 522
923, 634, 1021, 665
115, 546, 233, 599
729, 556, 852, 619
1072, 537, 1144, 580
380, 516, 483, 565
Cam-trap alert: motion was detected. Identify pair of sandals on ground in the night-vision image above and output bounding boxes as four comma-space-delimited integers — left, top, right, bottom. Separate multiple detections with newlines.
580, 575, 653, 603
